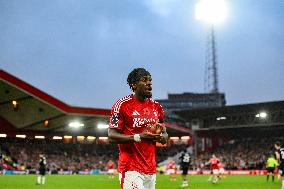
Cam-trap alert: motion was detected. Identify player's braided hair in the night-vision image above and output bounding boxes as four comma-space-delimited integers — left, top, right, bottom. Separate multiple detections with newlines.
127, 68, 151, 91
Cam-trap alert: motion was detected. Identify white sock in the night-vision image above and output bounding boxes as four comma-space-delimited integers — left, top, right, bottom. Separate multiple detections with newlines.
282, 180, 284, 189
37, 176, 41, 184
42, 176, 46, 184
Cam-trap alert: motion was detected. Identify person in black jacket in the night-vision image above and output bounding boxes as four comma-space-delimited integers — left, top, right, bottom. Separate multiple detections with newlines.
179, 149, 191, 187
37, 154, 46, 185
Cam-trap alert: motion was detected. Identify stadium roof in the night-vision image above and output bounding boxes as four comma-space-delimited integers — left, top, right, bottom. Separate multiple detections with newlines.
0, 69, 110, 135
175, 100, 284, 130
0, 69, 191, 136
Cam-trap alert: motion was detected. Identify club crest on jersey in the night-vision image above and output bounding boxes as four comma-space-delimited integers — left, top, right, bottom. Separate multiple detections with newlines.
143, 108, 150, 115
111, 113, 119, 124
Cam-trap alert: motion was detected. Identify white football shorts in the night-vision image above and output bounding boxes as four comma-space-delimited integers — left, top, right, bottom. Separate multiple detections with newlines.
119, 171, 156, 189
212, 169, 219, 175
166, 169, 176, 175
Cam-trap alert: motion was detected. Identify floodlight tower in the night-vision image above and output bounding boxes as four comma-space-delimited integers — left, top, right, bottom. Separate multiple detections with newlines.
193, 0, 228, 157
205, 26, 218, 93
195, 0, 227, 93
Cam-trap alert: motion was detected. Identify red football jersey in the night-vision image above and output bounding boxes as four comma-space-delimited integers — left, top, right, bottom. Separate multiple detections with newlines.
109, 94, 164, 174
167, 160, 176, 169
108, 162, 114, 169
209, 157, 220, 170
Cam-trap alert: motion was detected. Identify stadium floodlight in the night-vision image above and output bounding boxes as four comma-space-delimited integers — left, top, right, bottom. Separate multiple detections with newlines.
170, 137, 180, 140
35, 136, 45, 139
97, 123, 109, 129
53, 136, 62, 140
0, 134, 7, 138
195, 0, 228, 24
77, 136, 85, 140
87, 136, 96, 140
181, 136, 190, 140
44, 120, 49, 126
64, 135, 72, 139
11, 100, 19, 111
68, 121, 84, 128
12, 100, 17, 106
255, 112, 267, 119
216, 116, 227, 121
16, 134, 26, 138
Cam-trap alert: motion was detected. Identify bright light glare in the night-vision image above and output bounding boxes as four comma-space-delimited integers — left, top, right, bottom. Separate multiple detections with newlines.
16, 134, 26, 138
99, 137, 108, 140
256, 112, 267, 119
170, 137, 180, 140
97, 123, 109, 129
216, 116, 227, 121
195, 0, 228, 24
77, 136, 85, 140
0, 134, 7, 138
35, 136, 45, 139
181, 136, 190, 140
87, 136, 96, 140
12, 100, 17, 105
68, 122, 84, 128
259, 112, 267, 118
53, 136, 62, 140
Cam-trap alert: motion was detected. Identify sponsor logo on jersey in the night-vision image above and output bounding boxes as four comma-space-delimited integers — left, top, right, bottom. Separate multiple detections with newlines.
132, 110, 140, 116
132, 109, 158, 127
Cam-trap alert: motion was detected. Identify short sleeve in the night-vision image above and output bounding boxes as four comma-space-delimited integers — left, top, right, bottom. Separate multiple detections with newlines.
109, 102, 124, 130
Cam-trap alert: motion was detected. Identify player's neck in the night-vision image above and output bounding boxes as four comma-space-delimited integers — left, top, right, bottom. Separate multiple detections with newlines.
134, 93, 147, 102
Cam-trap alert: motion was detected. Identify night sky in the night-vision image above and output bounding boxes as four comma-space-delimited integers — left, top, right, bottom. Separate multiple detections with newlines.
1, 0, 283, 109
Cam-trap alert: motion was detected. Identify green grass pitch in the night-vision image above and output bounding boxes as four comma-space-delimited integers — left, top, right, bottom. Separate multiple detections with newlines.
0, 174, 280, 189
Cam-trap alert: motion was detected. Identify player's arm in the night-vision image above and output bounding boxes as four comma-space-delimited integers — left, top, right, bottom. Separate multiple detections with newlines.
108, 126, 160, 144
108, 104, 136, 143
275, 159, 279, 167
275, 151, 280, 163
108, 128, 135, 143
205, 160, 211, 166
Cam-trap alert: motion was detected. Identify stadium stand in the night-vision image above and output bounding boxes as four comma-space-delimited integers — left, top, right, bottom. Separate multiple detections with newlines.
0, 137, 188, 173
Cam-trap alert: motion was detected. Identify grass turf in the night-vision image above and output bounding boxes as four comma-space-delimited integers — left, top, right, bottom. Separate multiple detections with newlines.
0, 174, 280, 189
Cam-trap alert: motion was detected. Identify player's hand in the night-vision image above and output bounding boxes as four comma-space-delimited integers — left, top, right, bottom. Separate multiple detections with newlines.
153, 122, 168, 144
139, 124, 161, 141
156, 132, 168, 144
149, 121, 165, 134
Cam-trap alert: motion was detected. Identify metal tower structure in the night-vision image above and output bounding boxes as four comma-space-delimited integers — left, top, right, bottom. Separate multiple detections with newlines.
204, 25, 219, 93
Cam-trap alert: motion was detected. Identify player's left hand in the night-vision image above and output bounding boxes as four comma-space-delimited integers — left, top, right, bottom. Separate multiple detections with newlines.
149, 121, 165, 134
156, 132, 168, 144
140, 124, 161, 142
154, 123, 168, 145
